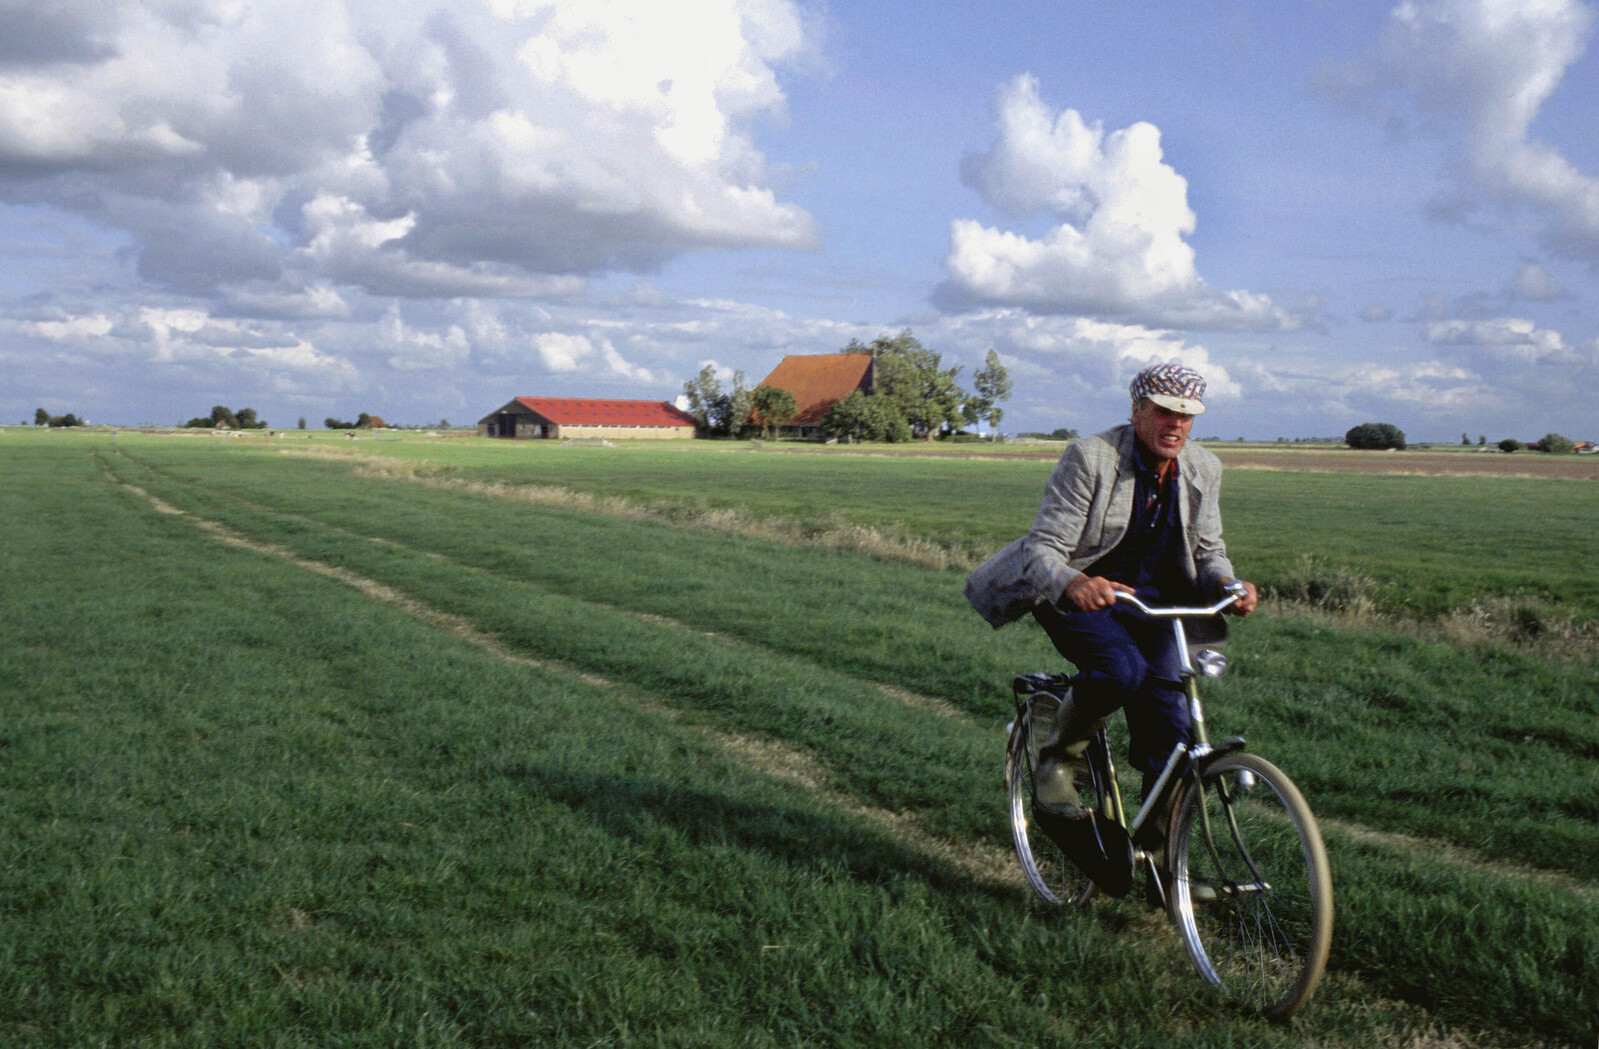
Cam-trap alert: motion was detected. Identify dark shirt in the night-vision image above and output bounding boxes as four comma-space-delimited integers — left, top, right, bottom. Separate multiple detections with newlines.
1084, 442, 1188, 601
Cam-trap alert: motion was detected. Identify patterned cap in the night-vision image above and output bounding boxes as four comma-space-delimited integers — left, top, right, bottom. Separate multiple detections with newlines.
1130, 362, 1206, 415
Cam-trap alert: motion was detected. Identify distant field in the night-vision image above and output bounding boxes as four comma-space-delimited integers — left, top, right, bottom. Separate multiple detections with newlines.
172, 427, 1599, 628
1213, 445, 1599, 480
4, 430, 1596, 1047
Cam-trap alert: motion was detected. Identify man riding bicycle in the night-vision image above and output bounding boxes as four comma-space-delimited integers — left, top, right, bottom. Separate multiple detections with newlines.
966, 363, 1257, 894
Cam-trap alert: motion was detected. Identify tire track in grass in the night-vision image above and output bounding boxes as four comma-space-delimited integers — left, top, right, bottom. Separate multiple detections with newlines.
102, 461, 1021, 893
115, 446, 971, 723
1319, 819, 1598, 903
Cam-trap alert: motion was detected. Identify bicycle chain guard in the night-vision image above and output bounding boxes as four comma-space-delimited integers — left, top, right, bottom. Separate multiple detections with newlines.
1033, 804, 1136, 898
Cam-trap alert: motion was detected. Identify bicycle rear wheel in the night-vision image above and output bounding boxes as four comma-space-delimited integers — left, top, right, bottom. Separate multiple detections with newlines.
1168, 752, 1333, 1021
1004, 715, 1098, 906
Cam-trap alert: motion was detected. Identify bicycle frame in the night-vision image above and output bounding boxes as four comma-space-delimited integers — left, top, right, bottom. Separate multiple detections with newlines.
1111, 585, 1244, 852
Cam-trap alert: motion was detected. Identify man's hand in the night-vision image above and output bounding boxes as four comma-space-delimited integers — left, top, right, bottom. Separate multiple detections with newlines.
1064, 574, 1135, 611
1221, 578, 1259, 616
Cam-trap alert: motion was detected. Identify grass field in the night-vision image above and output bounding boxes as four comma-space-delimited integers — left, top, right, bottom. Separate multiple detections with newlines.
3, 429, 1596, 1047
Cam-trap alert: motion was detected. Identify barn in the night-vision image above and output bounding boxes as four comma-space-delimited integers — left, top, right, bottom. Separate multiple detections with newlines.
476, 397, 697, 440
754, 353, 875, 438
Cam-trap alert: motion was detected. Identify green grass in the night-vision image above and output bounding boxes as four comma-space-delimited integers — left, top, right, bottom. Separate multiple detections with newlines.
226, 432, 1599, 626
4, 433, 1598, 1047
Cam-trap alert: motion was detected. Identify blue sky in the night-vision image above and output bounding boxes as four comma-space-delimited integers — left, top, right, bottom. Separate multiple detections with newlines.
2, 0, 1597, 441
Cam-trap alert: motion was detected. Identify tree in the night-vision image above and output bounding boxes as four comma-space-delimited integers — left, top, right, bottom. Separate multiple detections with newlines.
752, 385, 798, 439
1345, 422, 1406, 450
970, 348, 1012, 439
298, 417, 307, 430
1498, 438, 1522, 453
46, 413, 82, 427
33, 407, 49, 426
722, 371, 754, 437
1539, 433, 1576, 454
680, 364, 724, 436
866, 330, 967, 439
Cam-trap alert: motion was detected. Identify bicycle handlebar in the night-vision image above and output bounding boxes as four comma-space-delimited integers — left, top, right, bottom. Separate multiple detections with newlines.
1111, 580, 1246, 619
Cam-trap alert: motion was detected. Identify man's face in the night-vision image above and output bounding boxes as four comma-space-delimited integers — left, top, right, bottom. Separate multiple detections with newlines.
1132, 398, 1195, 461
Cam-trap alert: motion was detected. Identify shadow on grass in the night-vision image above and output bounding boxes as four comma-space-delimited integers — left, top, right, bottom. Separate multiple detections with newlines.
504, 763, 1019, 901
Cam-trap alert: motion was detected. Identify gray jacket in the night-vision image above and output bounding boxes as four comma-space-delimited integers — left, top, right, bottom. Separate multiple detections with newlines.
965, 424, 1236, 628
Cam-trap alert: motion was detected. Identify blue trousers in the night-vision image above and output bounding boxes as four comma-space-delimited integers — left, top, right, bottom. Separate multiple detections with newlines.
1032, 601, 1189, 778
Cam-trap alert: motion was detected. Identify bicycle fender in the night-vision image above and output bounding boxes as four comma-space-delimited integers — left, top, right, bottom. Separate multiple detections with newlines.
1193, 736, 1247, 775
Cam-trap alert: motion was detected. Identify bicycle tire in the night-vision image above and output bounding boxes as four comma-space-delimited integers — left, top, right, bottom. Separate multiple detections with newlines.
1168, 752, 1333, 1021
1004, 715, 1098, 907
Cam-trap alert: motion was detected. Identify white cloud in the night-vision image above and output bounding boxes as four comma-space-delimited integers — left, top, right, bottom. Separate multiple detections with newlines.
932, 308, 1241, 424
380, 307, 471, 372
0, 0, 817, 302
533, 331, 655, 381
1426, 316, 1592, 364
1336, 0, 1599, 260
28, 313, 114, 340
941, 75, 1299, 331
534, 332, 591, 372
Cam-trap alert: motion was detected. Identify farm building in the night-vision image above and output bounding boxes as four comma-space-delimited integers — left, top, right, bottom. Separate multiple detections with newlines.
754, 353, 875, 438
476, 398, 697, 440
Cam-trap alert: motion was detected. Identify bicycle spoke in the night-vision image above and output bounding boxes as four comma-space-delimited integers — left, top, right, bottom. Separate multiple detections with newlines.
1170, 754, 1332, 1020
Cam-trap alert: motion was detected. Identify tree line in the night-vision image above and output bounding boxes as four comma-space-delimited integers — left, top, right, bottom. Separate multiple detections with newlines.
1348, 422, 1584, 453
680, 330, 1012, 442
182, 405, 267, 430
32, 408, 83, 428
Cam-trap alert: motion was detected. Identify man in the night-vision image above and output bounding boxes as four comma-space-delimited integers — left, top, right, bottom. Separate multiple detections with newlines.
965, 362, 1257, 894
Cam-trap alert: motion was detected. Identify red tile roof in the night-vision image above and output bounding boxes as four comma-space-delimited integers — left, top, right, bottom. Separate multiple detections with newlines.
755, 354, 874, 426
509, 398, 697, 428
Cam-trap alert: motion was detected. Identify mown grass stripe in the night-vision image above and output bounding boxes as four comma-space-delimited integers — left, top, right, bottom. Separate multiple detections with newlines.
104, 457, 1019, 897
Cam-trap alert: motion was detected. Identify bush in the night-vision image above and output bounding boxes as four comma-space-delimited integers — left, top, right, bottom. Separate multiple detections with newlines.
1538, 433, 1575, 454
183, 405, 265, 430
822, 391, 912, 443
1345, 422, 1406, 450
1497, 438, 1522, 453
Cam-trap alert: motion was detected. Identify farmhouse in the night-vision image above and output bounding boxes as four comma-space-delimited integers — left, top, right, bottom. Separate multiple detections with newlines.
755, 353, 875, 438
477, 397, 697, 440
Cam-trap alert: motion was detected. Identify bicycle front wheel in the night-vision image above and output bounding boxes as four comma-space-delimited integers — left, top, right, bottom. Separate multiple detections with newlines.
1168, 752, 1333, 1021
1004, 716, 1097, 907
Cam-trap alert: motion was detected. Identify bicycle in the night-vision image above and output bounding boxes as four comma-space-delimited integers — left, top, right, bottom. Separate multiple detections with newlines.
1002, 584, 1334, 1020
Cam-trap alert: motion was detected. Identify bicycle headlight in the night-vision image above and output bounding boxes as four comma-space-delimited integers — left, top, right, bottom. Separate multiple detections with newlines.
1195, 649, 1229, 678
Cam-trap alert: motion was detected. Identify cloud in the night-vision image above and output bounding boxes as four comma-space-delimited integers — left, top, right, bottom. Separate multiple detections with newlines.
1337, 359, 1488, 412
940, 75, 1300, 331
1509, 261, 1565, 301
1327, 0, 1599, 260
0, 0, 817, 303
1426, 316, 1593, 365
932, 308, 1241, 425
533, 332, 655, 382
